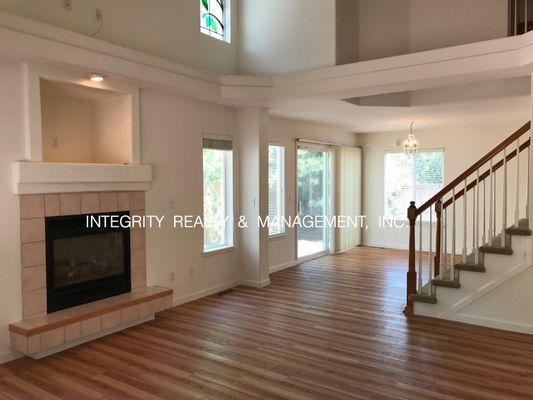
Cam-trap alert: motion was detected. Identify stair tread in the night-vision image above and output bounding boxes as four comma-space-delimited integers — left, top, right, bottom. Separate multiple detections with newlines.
506, 225, 531, 235
479, 245, 513, 255
409, 293, 438, 304
431, 278, 461, 288
454, 262, 486, 272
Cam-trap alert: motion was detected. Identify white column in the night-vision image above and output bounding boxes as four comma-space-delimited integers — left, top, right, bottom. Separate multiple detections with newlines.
238, 108, 270, 287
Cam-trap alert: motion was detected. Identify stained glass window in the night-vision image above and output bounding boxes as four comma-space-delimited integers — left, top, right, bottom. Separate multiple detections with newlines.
200, 0, 228, 42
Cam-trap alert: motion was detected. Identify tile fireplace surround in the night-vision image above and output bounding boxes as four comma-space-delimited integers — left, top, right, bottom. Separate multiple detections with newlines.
10, 191, 173, 358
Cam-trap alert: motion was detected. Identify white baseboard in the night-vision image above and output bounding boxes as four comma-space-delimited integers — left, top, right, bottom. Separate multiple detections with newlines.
239, 278, 270, 288
363, 242, 408, 250
0, 349, 22, 364
363, 242, 464, 253
269, 259, 299, 274
451, 313, 533, 334
171, 280, 240, 307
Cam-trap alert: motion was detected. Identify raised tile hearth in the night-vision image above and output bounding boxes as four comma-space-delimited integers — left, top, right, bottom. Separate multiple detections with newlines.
10, 287, 173, 359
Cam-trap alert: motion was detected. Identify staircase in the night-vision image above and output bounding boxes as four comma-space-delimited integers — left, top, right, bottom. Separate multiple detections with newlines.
404, 122, 533, 331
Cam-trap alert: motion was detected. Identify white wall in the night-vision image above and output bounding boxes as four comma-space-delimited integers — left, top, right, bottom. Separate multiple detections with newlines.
358, 120, 528, 250
409, 0, 509, 53
358, 0, 508, 62
0, 60, 24, 359
454, 265, 533, 334
0, 0, 511, 76
41, 93, 95, 163
140, 89, 241, 301
0, 0, 238, 74
93, 95, 132, 164
238, 0, 509, 74
358, 0, 409, 61
238, 0, 336, 75
267, 117, 358, 270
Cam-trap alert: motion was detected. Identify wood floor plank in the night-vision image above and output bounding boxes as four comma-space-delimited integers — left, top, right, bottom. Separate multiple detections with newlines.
1, 247, 533, 399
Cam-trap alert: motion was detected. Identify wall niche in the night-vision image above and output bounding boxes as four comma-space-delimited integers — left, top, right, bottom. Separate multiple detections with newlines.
40, 79, 133, 164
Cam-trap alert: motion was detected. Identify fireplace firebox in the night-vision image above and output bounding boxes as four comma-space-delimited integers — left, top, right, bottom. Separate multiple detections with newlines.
45, 212, 131, 313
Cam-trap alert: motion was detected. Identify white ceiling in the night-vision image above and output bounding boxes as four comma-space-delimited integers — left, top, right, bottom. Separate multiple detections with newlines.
270, 78, 531, 133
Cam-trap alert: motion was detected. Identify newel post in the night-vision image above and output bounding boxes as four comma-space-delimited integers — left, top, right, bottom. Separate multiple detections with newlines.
434, 199, 442, 278
404, 201, 417, 316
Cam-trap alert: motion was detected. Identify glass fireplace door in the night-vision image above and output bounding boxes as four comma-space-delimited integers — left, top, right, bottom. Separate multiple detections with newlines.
45, 212, 131, 313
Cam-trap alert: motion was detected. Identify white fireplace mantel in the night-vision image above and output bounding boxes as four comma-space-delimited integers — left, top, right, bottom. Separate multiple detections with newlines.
13, 161, 152, 194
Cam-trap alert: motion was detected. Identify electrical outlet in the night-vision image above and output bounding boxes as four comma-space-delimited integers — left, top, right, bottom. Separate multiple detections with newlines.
169, 272, 175, 283
51, 137, 60, 149
189, 266, 194, 277
63, 0, 72, 10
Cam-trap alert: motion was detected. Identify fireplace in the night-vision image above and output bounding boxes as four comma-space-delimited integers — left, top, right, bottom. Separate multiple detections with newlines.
45, 211, 131, 313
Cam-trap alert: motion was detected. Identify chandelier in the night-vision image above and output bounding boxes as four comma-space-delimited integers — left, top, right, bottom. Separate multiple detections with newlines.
403, 121, 418, 155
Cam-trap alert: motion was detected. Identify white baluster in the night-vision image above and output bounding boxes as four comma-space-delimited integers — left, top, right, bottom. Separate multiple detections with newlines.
502, 148, 508, 248
463, 179, 468, 262
526, 138, 533, 222
418, 214, 422, 293
452, 187, 456, 276
514, 138, 520, 228
483, 176, 486, 244
475, 169, 480, 264
493, 165, 497, 244
428, 205, 433, 295
489, 158, 494, 241
440, 205, 448, 279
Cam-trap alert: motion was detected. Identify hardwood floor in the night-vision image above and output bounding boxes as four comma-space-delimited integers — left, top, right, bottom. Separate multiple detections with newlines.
2, 246, 533, 399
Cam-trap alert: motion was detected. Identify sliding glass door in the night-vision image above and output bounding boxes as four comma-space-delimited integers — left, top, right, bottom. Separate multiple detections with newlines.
297, 146, 331, 258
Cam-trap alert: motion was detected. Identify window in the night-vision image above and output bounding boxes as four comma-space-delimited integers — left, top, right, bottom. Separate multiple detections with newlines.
200, 0, 230, 42
268, 145, 286, 236
203, 137, 233, 252
384, 150, 444, 219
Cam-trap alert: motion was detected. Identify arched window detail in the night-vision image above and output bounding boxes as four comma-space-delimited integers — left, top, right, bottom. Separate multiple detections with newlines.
200, 0, 228, 42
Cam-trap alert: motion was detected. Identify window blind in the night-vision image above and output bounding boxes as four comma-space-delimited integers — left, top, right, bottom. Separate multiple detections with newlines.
202, 138, 233, 150
268, 145, 285, 235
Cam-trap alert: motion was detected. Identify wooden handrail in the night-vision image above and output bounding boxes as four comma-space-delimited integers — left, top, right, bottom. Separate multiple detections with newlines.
416, 121, 531, 216
442, 138, 531, 209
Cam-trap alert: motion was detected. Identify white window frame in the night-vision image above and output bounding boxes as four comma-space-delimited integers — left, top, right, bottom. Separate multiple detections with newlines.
200, 0, 231, 43
202, 135, 234, 253
384, 149, 445, 221
268, 144, 286, 237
